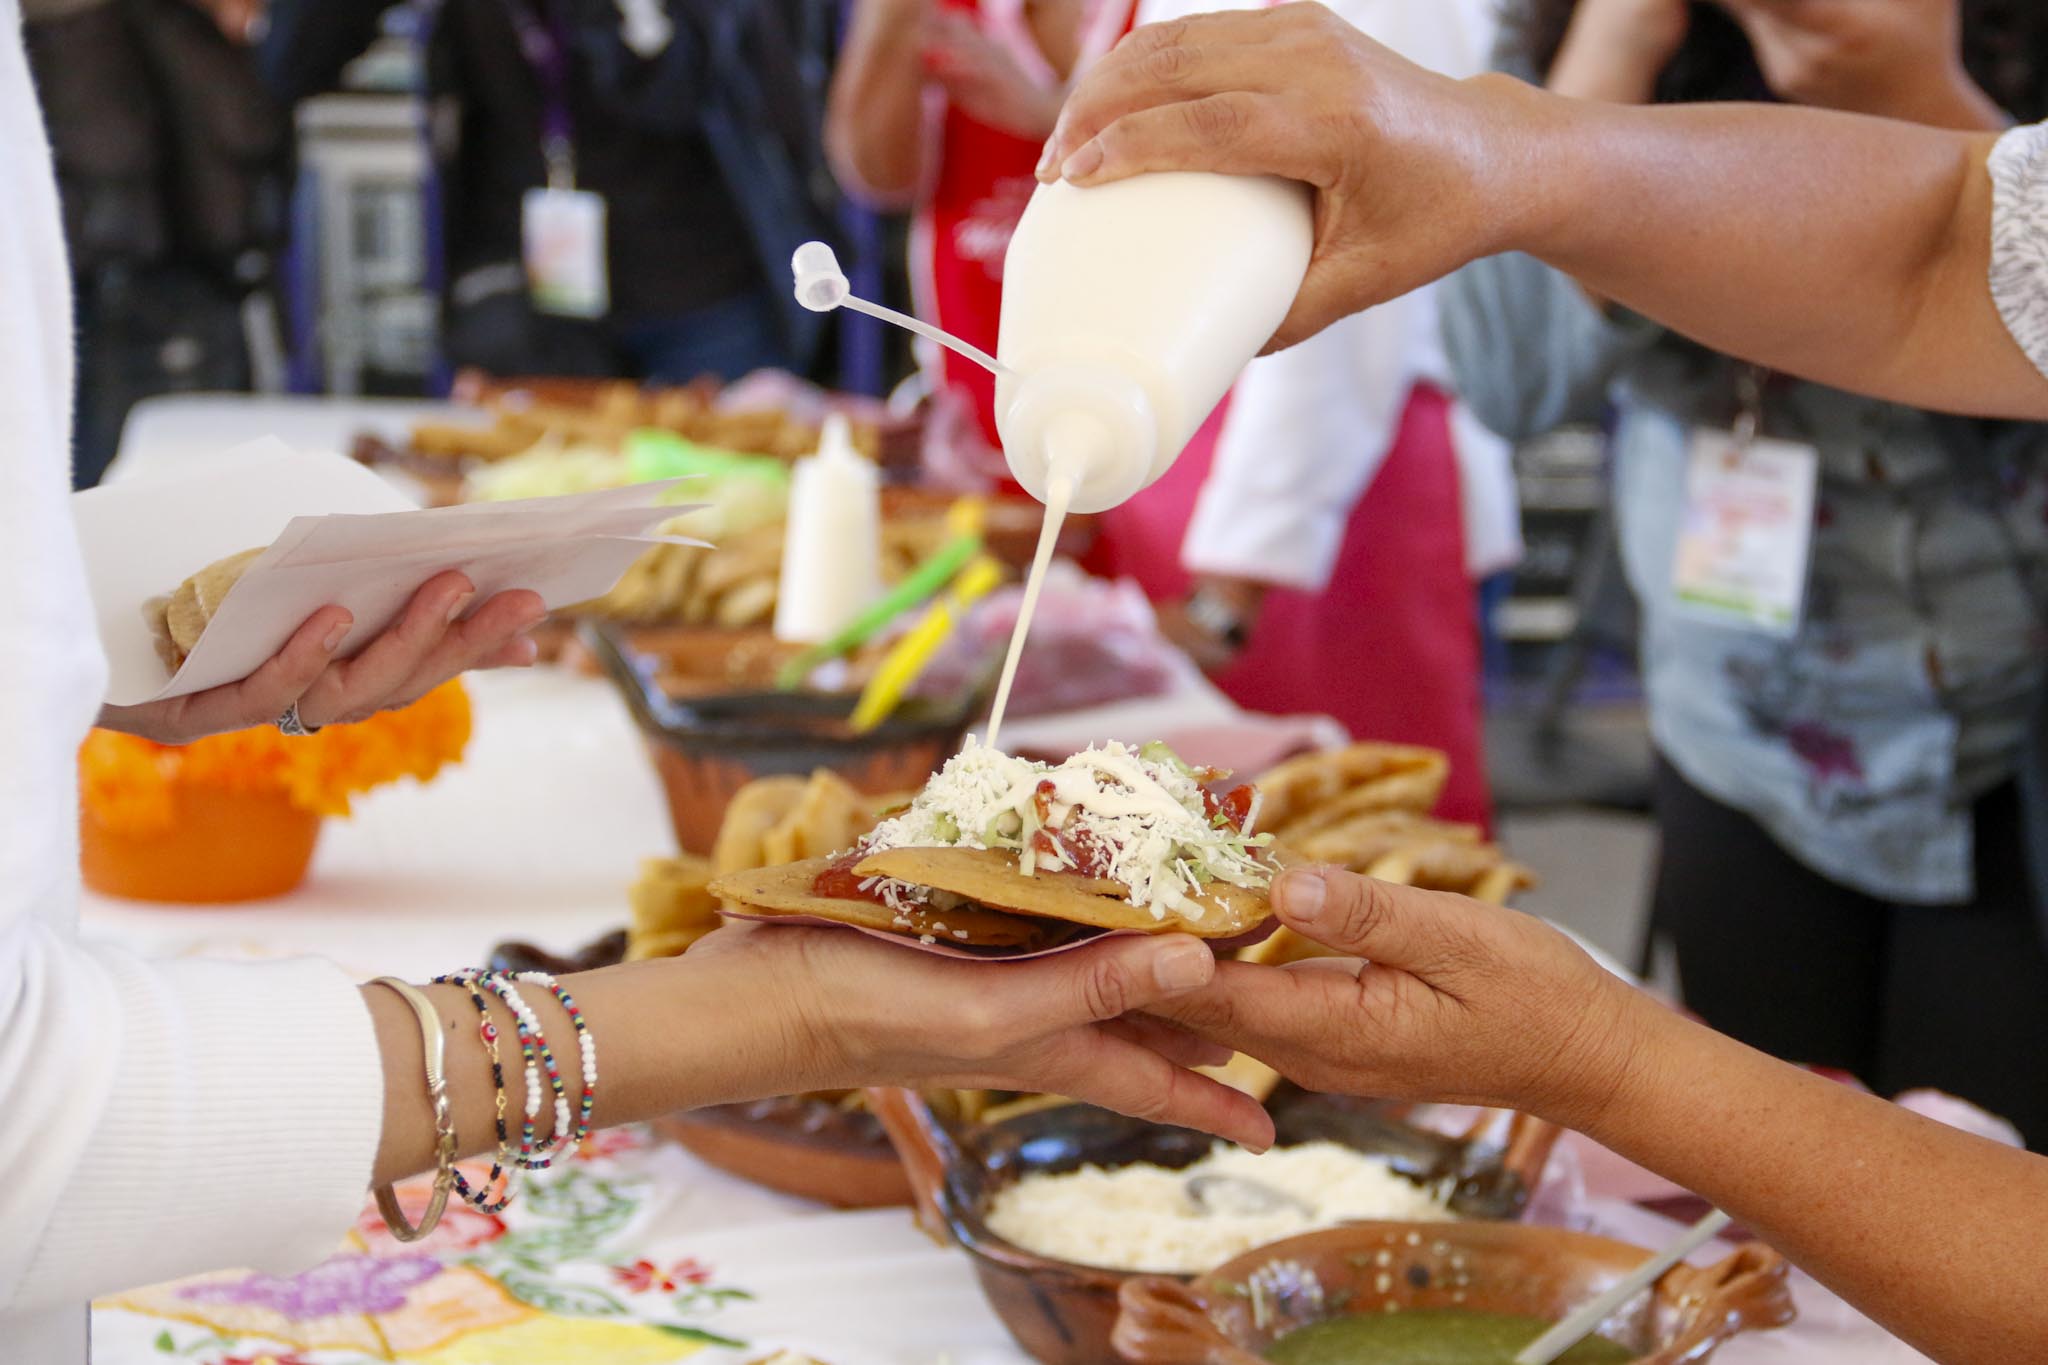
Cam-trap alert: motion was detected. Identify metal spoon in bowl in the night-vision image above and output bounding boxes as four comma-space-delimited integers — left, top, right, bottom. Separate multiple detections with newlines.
1184, 1173, 1318, 1219
1512, 1208, 1733, 1365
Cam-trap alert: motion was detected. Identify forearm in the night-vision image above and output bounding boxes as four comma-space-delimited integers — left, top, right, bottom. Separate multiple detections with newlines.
365, 956, 819, 1187
1492, 82, 2043, 417
827, 1, 931, 205
1575, 1000, 2048, 1362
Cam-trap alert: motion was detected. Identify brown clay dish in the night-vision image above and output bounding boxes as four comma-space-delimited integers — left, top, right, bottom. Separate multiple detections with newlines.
1113, 1221, 1795, 1364
587, 624, 977, 854
651, 1097, 912, 1210
867, 1087, 1565, 1365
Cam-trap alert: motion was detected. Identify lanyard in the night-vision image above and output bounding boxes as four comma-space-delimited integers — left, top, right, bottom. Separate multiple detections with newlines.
503, 0, 577, 188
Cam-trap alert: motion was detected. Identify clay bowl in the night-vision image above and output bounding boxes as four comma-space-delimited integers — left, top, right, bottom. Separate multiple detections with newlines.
867, 1087, 1564, 1365
586, 624, 978, 855
651, 1096, 912, 1209
1114, 1222, 1794, 1364
488, 931, 912, 1208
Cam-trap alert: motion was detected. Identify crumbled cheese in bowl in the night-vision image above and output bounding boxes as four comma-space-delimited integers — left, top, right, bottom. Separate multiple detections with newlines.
860, 738, 1274, 919
983, 1142, 1454, 1275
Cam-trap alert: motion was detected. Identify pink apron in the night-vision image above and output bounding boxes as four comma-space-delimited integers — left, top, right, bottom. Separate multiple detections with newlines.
1086, 384, 1491, 828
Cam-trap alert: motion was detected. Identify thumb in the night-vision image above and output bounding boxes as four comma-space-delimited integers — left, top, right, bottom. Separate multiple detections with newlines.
1011, 934, 1218, 1027
1272, 868, 1473, 973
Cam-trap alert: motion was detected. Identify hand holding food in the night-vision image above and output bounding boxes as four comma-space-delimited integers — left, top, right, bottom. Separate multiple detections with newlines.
682, 915, 1273, 1150
101, 571, 545, 745
1153, 867, 1646, 1129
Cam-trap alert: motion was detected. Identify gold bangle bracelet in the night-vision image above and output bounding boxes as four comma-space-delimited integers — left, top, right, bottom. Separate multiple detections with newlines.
370, 977, 459, 1242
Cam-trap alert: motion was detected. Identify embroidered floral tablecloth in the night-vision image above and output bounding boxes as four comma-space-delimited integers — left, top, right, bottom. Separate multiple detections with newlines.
92, 1122, 1935, 1365
91, 1126, 1022, 1365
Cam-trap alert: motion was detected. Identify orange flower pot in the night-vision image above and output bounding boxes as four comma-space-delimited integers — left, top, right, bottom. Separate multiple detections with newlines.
81, 784, 323, 904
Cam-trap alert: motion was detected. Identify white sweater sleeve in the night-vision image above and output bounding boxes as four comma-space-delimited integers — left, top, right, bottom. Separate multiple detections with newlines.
1180, 294, 1421, 592
0, 9, 384, 1317
0, 936, 386, 1309
1988, 122, 2048, 381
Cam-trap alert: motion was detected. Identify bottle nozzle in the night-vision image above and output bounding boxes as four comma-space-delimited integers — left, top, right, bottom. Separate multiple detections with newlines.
791, 241, 850, 313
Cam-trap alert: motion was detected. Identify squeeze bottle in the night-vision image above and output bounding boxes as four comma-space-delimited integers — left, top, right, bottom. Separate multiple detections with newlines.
772, 413, 883, 643
789, 170, 1313, 512
993, 173, 1313, 511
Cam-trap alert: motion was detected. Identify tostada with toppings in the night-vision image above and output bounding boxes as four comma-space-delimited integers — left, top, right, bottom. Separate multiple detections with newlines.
709, 738, 1283, 954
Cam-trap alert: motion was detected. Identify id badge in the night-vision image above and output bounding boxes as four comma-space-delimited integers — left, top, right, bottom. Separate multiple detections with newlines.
522, 187, 609, 319
1670, 429, 1819, 636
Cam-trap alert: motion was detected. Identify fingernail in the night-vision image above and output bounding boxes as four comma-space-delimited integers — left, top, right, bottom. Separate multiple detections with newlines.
1035, 139, 1058, 178
1060, 141, 1103, 181
1153, 939, 1212, 993
1276, 870, 1328, 924
322, 620, 350, 653
446, 591, 475, 624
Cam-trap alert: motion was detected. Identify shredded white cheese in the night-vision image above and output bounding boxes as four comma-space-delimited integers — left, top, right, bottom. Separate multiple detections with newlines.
859, 739, 1273, 920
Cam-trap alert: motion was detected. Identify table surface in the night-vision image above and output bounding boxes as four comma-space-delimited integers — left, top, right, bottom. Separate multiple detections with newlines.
79, 394, 1931, 1364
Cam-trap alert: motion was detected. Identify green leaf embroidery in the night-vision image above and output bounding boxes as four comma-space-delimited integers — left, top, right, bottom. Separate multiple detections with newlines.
656, 1323, 748, 1349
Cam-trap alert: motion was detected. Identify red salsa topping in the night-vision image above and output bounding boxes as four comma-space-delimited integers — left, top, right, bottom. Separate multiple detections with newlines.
811, 850, 888, 904
1201, 783, 1256, 832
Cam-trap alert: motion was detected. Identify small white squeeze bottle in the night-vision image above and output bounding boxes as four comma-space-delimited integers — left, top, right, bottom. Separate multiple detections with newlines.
773, 412, 883, 643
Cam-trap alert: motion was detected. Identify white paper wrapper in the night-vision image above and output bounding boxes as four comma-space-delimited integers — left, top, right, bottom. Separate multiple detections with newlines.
75, 440, 702, 706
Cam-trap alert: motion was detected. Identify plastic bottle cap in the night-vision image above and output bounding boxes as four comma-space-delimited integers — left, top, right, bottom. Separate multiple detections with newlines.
998, 365, 1158, 513
791, 242, 850, 313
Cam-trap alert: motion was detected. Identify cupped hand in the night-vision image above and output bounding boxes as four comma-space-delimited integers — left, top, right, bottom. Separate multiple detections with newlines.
693, 922, 1277, 1150
99, 571, 546, 745
924, 10, 1066, 139
1146, 867, 1655, 1130
1716, 0, 2003, 129
1036, 5, 1537, 351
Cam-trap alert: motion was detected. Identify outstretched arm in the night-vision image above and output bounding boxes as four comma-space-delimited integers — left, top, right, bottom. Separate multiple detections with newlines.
1040, 5, 2048, 417
1154, 868, 2048, 1364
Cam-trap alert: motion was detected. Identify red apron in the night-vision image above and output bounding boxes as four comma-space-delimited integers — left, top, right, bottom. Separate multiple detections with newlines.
914, 0, 1132, 487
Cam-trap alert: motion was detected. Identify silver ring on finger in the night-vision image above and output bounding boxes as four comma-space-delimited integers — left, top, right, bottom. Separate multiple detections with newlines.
276, 701, 323, 737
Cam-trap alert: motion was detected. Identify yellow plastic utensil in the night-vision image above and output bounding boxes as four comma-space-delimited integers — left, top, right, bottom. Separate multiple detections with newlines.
850, 555, 1005, 733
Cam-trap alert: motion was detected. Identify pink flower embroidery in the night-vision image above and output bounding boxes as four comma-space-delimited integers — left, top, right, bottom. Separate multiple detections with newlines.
610, 1257, 716, 1294
354, 1188, 506, 1257
611, 1259, 677, 1295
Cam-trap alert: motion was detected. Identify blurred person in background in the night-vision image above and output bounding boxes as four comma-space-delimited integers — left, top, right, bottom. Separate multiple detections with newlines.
827, 0, 1137, 487
1096, 0, 1514, 829
264, 0, 837, 386
23, 0, 290, 488
1442, 0, 2048, 1143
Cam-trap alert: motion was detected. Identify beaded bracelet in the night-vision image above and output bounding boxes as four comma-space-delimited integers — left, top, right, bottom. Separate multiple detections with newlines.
446, 971, 571, 1168
513, 971, 598, 1150
370, 978, 459, 1242
445, 975, 518, 1213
